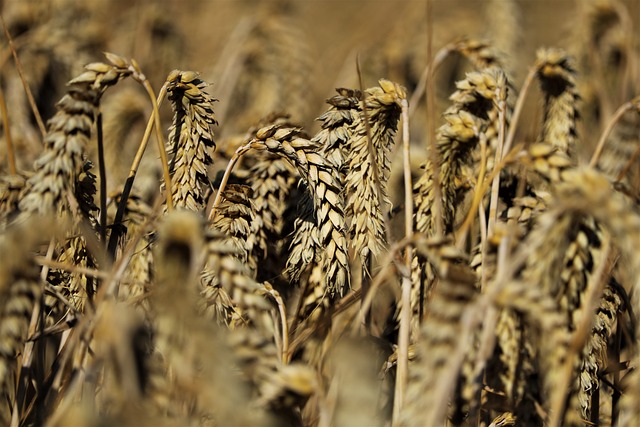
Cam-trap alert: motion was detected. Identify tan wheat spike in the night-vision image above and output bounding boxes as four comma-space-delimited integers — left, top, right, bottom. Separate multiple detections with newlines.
288, 88, 361, 319
485, 0, 520, 67
0, 174, 26, 230
414, 68, 504, 237
411, 69, 503, 332
247, 123, 349, 297
535, 48, 581, 159
546, 169, 640, 426
492, 277, 571, 425
598, 109, 640, 191
165, 70, 217, 212
209, 184, 255, 269
18, 55, 133, 218
403, 239, 478, 427
201, 228, 272, 330
518, 144, 614, 422
0, 220, 48, 424
150, 210, 209, 417
107, 193, 153, 312
246, 150, 298, 284
344, 79, 405, 261
575, 284, 623, 423
151, 211, 271, 425
315, 88, 362, 180
454, 38, 507, 71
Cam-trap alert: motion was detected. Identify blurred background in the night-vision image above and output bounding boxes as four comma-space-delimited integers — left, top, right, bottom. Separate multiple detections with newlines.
1, 0, 639, 190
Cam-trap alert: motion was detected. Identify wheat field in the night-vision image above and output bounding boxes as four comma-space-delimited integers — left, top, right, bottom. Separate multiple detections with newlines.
0, 0, 639, 426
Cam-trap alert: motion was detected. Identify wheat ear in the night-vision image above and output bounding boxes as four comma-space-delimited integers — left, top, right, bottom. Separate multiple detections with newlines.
344, 80, 405, 260
0, 219, 49, 424
165, 70, 217, 212
18, 56, 132, 218
536, 48, 580, 159
246, 124, 350, 297
209, 184, 255, 269
246, 150, 298, 284
403, 240, 477, 427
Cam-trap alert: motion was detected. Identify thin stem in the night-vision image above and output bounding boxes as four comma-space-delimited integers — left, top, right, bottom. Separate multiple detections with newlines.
408, 44, 452, 119
0, 76, 15, 174
141, 79, 173, 211
267, 288, 290, 364
456, 133, 488, 250
487, 87, 508, 237
394, 98, 414, 425
589, 97, 640, 168
107, 84, 167, 259
503, 65, 538, 156
35, 257, 109, 280
96, 112, 107, 244
616, 140, 640, 183
0, 15, 46, 137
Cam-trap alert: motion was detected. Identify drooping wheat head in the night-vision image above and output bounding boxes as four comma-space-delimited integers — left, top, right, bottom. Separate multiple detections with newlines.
248, 123, 350, 297
165, 70, 217, 213
344, 79, 405, 261
535, 48, 580, 160
18, 55, 133, 218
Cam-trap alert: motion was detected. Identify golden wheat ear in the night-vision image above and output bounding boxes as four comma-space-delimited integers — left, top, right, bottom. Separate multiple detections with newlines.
209, 184, 255, 270
0, 217, 58, 424
535, 48, 581, 160
245, 124, 349, 297
344, 80, 405, 261
246, 149, 298, 286
403, 240, 478, 427
164, 70, 218, 213
0, 174, 26, 230
18, 56, 133, 219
